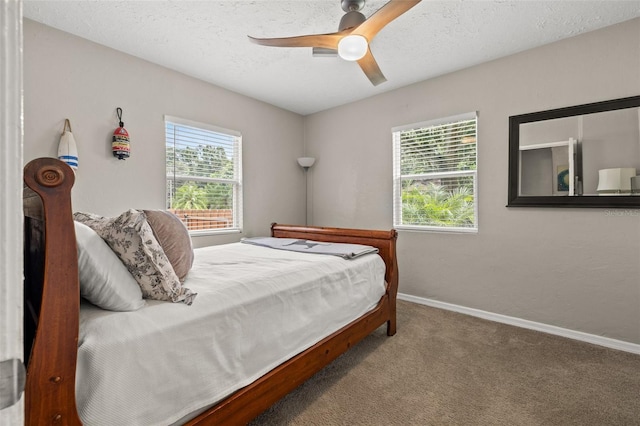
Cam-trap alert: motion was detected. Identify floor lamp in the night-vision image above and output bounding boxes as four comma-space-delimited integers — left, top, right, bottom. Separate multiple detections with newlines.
297, 157, 316, 225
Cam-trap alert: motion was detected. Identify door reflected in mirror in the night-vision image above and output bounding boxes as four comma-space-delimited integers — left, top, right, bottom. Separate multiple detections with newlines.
508, 95, 640, 208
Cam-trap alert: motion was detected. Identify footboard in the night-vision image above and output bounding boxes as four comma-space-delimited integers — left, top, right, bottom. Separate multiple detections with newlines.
271, 223, 399, 334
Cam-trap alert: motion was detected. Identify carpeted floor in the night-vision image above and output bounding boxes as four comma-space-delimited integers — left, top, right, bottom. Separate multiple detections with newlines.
251, 300, 640, 425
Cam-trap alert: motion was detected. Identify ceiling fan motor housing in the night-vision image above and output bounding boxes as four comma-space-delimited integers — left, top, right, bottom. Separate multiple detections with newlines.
341, 0, 365, 12
339, 11, 366, 31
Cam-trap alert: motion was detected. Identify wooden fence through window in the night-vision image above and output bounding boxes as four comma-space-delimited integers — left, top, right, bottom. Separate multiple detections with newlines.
169, 209, 233, 231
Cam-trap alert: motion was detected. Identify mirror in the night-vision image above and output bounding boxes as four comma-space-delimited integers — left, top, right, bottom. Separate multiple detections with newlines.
508, 95, 640, 208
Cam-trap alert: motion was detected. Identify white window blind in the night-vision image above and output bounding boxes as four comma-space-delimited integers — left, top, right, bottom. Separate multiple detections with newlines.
165, 116, 242, 233
393, 112, 478, 232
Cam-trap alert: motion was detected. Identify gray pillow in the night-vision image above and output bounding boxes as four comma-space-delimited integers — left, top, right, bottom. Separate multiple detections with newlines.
143, 210, 194, 283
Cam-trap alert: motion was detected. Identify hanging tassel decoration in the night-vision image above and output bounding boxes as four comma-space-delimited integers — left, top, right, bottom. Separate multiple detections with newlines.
112, 107, 130, 160
58, 119, 79, 171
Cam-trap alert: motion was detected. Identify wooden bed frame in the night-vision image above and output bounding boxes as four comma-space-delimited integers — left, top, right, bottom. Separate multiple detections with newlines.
23, 157, 398, 425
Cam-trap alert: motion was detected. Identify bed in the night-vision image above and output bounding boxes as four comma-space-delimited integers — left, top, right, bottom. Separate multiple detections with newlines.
22, 157, 398, 425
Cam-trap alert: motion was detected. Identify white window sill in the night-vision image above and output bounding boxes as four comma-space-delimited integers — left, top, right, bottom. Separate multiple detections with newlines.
395, 225, 478, 234
189, 228, 242, 238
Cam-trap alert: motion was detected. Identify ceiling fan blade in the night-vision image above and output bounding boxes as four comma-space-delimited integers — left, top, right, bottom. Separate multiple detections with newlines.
248, 32, 344, 50
357, 48, 387, 86
354, 0, 421, 41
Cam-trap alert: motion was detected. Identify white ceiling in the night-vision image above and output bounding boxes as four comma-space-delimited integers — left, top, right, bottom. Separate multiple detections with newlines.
23, 0, 640, 115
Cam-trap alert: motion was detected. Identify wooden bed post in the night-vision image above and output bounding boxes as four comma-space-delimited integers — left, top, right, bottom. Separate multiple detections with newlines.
385, 229, 399, 337
23, 158, 81, 425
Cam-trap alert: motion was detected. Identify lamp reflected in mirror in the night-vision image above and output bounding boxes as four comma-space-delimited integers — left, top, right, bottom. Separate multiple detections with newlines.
596, 168, 636, 195
632, 176, 640, 195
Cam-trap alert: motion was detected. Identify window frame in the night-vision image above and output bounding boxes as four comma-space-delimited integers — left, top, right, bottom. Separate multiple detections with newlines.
392, 112, 478, 233
164, 115, 243, 235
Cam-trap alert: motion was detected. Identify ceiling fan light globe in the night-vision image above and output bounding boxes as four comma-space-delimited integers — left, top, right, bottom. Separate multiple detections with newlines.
338, 35, 368, 61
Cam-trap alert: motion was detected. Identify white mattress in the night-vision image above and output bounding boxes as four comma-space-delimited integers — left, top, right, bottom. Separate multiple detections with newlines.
76, 242, 386, 425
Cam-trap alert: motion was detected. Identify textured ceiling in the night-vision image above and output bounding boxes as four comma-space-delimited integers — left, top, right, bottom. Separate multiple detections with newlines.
23, 1, 640, 115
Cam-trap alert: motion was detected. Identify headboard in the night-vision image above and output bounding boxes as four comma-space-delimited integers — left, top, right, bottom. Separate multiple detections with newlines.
23, 158, 81, 425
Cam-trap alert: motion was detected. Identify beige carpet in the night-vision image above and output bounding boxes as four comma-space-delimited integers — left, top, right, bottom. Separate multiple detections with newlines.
251, 300, 640, 426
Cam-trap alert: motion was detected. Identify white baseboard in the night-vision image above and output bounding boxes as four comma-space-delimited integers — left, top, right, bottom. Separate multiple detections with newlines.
398, 293, 640, 355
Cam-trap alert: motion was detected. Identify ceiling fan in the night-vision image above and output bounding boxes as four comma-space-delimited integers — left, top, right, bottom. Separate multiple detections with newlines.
248, 0, 421, 86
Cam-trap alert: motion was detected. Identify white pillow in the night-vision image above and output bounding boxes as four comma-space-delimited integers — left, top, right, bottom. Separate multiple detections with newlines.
75, 221, 145, 311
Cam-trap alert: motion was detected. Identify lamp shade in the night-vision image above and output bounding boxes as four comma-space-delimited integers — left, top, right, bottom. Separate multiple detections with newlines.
631, 176, 640, 194
338, 35, 368, 61
596, 168, 636, 194
297, 157, 316, 168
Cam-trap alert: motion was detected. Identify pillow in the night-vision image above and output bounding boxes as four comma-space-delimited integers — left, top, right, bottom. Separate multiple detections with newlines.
74, 210, 197, 305
74, 221, 145, 311
143, 209, 194, 282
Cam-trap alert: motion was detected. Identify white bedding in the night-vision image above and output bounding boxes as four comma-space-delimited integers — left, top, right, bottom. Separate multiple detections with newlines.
76, 242, 386, 425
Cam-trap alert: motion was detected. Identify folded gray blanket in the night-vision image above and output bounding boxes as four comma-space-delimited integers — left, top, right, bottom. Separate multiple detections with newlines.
241, 237, 378, 259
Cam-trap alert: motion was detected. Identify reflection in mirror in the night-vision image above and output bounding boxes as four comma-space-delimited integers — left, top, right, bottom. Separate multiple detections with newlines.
508, 95, 640, 208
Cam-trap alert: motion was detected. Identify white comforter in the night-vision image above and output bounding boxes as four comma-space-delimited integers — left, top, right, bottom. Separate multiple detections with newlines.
76, 242, 386, 425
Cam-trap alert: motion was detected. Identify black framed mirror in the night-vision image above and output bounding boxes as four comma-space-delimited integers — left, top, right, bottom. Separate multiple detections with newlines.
508, 95, 640, 208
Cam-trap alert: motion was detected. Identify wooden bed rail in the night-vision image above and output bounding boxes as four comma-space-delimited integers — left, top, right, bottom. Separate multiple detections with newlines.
23, 158, 81, 425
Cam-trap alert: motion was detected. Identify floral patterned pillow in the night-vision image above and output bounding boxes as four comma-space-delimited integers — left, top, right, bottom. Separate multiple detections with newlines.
74, 209, 197, 305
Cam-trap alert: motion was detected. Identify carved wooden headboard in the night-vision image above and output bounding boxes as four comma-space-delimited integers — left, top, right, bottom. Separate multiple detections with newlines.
23, 158, 81, 425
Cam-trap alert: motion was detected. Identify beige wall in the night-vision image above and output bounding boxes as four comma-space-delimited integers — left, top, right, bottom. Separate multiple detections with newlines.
305, 19, 640, 344
23, 19, 306, 247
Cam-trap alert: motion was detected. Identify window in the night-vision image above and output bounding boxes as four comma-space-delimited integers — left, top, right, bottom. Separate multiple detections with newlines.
165, 116, 242, 233
392, 112, 477, 232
